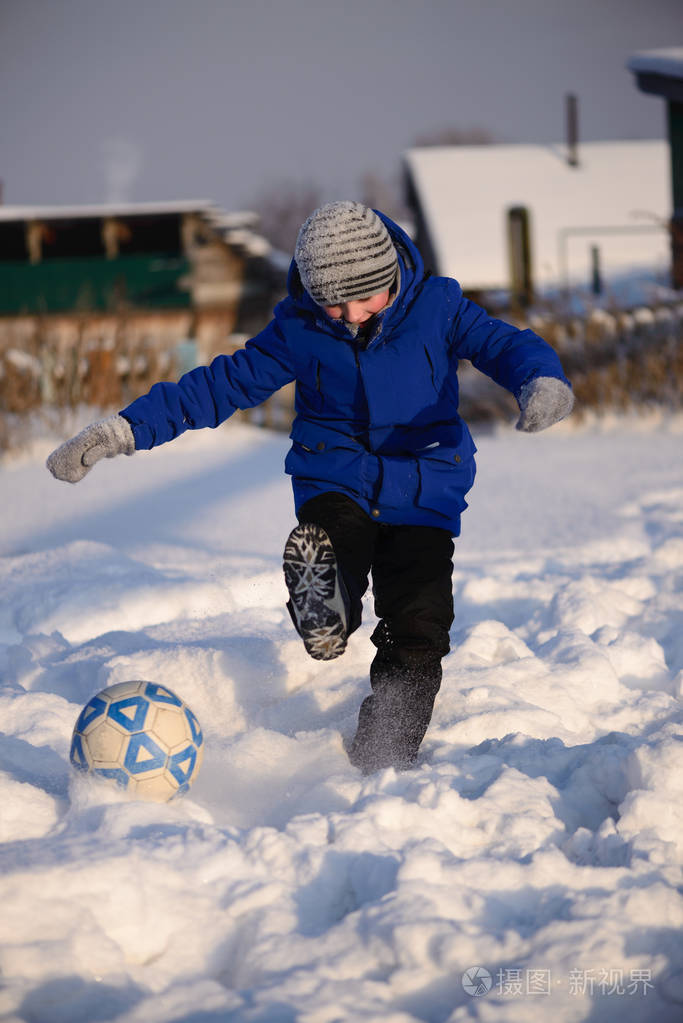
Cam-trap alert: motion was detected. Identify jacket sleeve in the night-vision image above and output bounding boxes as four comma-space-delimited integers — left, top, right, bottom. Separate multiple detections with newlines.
120, 319, 295, 449
447, 283, 570, 397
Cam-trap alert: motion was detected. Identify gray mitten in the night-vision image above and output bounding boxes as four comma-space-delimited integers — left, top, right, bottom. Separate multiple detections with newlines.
46, 414, 135, 483
516, 377, 575, 433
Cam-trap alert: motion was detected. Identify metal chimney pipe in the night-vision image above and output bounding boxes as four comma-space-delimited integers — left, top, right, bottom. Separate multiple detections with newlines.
566, 93, 579, 168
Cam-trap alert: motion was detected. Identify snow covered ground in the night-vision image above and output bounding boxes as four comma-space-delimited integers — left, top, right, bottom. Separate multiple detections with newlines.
0, 412, 681, 1023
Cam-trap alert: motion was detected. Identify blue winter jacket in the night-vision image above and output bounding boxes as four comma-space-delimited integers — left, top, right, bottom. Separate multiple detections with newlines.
120, 213, 570, 536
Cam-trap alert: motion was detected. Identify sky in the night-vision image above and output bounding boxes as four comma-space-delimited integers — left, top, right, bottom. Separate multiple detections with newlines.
1, 0, 681, 218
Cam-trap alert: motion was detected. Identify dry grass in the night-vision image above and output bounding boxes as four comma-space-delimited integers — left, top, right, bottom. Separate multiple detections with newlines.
1, 300, 681, 451
527, 303, 683, 420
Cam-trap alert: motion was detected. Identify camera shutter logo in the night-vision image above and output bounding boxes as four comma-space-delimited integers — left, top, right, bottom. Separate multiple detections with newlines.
462, 966, 493, 997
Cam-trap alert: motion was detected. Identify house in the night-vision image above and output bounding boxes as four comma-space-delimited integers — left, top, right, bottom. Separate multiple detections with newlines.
403, 138, 670, 304
628, 47, 683, 287
0, 199, 286, 355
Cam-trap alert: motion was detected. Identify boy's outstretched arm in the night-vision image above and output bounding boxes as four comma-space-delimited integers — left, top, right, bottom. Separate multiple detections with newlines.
47, 320, 295, 482
449, 286, 574, 431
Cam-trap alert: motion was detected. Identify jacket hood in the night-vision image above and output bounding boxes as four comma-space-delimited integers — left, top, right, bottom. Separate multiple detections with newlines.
284, 210, 425, 340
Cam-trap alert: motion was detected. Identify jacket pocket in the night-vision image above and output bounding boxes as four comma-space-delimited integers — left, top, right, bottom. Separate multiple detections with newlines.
416, 442, 476, 516
423, 344, 440, 392
423, 341, 448, 394
295, 359, 324, 414
284, 419, 379, 496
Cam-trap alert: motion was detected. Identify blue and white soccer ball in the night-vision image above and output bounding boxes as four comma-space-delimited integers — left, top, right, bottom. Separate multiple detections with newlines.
70, 681, 204, 801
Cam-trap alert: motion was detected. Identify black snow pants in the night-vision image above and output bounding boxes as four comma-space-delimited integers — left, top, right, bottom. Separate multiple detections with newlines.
297, 492, 455, 772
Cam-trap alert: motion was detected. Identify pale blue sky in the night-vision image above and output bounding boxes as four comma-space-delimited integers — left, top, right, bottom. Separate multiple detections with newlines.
1, 0, 680, 213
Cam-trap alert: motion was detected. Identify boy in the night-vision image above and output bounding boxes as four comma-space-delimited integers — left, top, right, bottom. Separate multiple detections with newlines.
47, 201, 574, 773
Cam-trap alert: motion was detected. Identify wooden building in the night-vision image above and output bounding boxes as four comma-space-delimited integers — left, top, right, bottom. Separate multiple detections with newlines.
0, 200, 288, 417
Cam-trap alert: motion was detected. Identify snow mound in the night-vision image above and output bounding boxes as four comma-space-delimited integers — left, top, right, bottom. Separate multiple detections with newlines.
0, 417, 681, 1021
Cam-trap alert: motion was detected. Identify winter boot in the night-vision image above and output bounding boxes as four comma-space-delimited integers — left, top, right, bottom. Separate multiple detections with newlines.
346, 645, 442, 773
283, 522, 351, 661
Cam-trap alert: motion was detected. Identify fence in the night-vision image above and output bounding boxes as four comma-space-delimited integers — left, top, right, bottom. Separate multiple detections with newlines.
1, 300, 681, 450
526, 301, 683, 413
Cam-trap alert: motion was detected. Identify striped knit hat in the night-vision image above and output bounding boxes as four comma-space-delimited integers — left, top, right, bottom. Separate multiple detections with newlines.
294, 201, 398, 306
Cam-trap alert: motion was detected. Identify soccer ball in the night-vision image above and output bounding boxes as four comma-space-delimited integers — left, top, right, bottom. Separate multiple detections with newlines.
70, 680, 204, 801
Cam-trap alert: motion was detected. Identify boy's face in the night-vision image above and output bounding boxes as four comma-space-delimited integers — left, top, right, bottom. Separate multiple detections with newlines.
321, 289, 391, 326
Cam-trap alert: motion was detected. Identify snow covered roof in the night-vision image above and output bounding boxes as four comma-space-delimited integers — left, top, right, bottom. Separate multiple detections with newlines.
404, 140, 670, 292
628, 47, 683, 104
628, 48, 683, 80
0, 199, 220, 222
